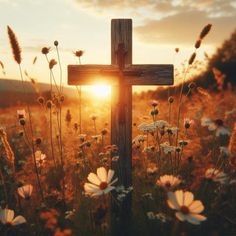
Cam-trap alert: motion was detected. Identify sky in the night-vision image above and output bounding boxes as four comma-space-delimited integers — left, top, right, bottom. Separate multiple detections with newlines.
0, 0, 235, 90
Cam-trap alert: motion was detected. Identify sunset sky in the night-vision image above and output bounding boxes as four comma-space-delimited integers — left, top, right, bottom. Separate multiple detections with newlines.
0, 0, 235, 90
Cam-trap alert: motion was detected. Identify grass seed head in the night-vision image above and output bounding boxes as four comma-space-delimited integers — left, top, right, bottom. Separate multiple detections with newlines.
7, 26, 22, 64
199, 24, 212, 40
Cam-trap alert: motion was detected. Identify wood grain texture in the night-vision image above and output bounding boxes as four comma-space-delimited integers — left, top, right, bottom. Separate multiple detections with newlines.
68, 64, 173, 85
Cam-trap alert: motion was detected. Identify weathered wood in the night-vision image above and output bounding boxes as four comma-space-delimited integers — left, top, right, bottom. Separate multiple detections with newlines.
68, 64, 173, 85
111, 19, 133, 236
67, 18, 174, 236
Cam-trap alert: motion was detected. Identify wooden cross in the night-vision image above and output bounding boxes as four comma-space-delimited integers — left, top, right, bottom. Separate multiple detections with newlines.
68, 19, 173, 235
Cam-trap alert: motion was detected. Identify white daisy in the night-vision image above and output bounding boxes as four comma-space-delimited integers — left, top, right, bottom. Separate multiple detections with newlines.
151, 120, 169, 129
156, 175, 181, 190
167, 190, 207, 225
17, 184, 33, 200
84, 167, 118, 197
160, 142, 176, 154
0, 208, 26, 226
205, 168, 228, 184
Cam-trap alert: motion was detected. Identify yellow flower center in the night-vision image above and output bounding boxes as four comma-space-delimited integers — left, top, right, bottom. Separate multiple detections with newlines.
99, 182, 108, 190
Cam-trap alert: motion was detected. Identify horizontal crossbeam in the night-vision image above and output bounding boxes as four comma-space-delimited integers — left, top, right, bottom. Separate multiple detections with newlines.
68, 64, 174, 86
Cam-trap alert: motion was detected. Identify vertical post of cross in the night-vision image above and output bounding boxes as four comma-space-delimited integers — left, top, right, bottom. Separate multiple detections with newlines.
111, 19, 133, 236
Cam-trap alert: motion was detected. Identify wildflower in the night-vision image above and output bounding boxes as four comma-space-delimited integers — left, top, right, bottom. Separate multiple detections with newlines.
132, 135, 146, 145
156, 213, 170, 223
160, 142, 176, 154
65, 209, 76, 220
168, 96, 174, 103
147, 212, 156, 220
46, 100, 53, 109
49, 59, 57, 69
142, 193, 153, 200
37, 96, 45, 105
156, 175, 181, 190
150, 109, 158, 116
112, 156, 119, 162
84, 167, 118, 197
167, 127, 179, 135
101, 128, 108, 136
175, 48, 179, 53
41, 47, 50, 55
35, 150, 46, 167
147, 164, 158, 175
137, 123, 154, 132
91, 135, 102, 141
205, 168, 228, 184
150, 100, 158, 107
167, 190, 207, 225
73, 50, 84, 58
17, 110, 26, 119
179, 140, 189, 146
90, 114, 97, 121
184, 118, 194, 129
0, 208, 26, 225
17, 184, 33, 200
152, 120, 169, 129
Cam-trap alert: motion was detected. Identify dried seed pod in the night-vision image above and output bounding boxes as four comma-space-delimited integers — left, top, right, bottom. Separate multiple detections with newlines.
188, 82, 196, 89
188, 52, 196, 65
168, 96, 174, 103
41, 47, 50, 55
54, 40, 59, 46
175, 48, 179, 53
194, 39, 201, 49
49, 59, 57, 69
199, 24, 212, 40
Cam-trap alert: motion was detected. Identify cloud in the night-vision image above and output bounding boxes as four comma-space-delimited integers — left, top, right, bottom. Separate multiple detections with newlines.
135, 11, 236, 46
74, 0, 236, 45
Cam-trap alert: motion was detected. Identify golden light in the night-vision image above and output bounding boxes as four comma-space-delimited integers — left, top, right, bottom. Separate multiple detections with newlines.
89, 85, 111, 98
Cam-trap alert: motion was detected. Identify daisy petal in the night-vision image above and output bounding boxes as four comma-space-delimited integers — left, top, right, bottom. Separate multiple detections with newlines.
103, 186, 115, 194
110, 177, 118, 186
167, 192, 180, 210
175, 212, 186, 221
184, 191, 194, 206
84, 183, 100, 193
189, 214, 207, 222
189, 200, 204, 213
91, 190, 103, 197
185, 215, 201, 225
6, 209, 14, 222
12, 216, 26, 225
97, 167, 107, 182
107, 170, 115, 183
175, 190, 184, 206
88, 173, 101, 185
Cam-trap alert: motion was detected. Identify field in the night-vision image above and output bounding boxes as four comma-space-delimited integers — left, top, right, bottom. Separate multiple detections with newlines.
0, 24, 236, 236
0, 83, 236, 235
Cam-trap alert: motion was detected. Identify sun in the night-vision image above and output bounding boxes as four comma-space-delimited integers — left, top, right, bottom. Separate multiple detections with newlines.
90, 85, 111, 98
